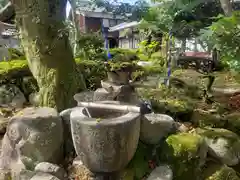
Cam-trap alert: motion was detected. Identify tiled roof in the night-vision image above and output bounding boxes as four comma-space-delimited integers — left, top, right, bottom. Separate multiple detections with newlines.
109, 21, 139, 32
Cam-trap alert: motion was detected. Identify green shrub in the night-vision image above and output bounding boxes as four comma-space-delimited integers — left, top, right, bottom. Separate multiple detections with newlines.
109, 48, 139, 62
0, 59, 106, 91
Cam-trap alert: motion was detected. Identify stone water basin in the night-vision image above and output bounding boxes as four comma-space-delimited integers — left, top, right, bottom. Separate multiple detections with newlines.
70, 106, 141, 173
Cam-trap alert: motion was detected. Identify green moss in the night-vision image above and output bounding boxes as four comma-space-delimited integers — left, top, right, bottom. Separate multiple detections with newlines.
159, 133, 207, 180
196, 128, 239, 147
203, 162, 240, 180
137, 86, 195, 121
191, 109, 225, 128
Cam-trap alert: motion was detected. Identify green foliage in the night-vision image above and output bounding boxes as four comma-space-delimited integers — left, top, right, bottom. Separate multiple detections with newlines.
109, 48, 138, 62
0, 59, 106, 91
200, 11, 240, 70
105, 48, 139, 72
75, 32, 105, 60
138, 40, 160, 58
91, 0, 150, 21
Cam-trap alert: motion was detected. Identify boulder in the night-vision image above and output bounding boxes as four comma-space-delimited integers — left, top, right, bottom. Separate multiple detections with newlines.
0, 107, 64, 171
159, 133, 208, 180
34, 162, 66, 180
203, 162, 240, 180
140, 113, 175, 144
147, 165, 173, 180
196, 128, 240, 166
0, 84, 26, 108
223, 112, 240, 136
30, 172, 60, 180
191, 109, 224, 128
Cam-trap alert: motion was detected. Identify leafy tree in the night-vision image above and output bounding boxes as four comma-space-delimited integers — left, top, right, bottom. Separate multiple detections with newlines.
90, 0, 150, 21
2, 0, 86, 112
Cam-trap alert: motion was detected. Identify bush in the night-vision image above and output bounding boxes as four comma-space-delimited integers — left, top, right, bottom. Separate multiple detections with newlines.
0, 59, 106, 91
76, 32, 105, 60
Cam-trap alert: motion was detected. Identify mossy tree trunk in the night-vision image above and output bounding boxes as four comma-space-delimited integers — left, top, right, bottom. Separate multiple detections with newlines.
11, 0, 86, 112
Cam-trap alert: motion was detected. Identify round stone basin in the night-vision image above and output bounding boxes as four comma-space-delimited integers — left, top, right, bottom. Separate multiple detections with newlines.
70, 106, 141, 172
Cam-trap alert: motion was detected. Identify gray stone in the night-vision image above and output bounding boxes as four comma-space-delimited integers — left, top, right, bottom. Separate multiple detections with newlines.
197, 128, 240, 166
0, 107, 64, 171
0, 84, 26, 108
30, 172, 60, 180
28, 92, 39, 106
147, 165, 173, 180
35, 162, 66, 180
73, 91, 94, 103
93, 88, 115, 102
140, 113, 175, 145
70, 106, 141, 172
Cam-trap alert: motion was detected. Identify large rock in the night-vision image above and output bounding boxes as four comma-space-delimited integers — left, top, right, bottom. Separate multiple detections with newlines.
0, 107, 64, 171
0, 84, 26, 108
191, 109, 224, 128
159, 133, 208, 180
140, 113, 175, 145
223, 112, 240, 136
34, 162, 66, 180
196, 128, 240, 166
147, 165, 173, 180
30, 172, 60, 180
203, 162, 240, 180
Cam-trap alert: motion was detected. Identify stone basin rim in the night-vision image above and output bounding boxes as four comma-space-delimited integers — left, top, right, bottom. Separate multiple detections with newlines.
70, 106, 141, 126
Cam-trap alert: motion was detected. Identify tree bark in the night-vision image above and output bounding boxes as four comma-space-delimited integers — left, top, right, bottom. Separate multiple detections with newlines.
11, 0, 86, 112
69, 0, 81, 56
219, 0, 233, 16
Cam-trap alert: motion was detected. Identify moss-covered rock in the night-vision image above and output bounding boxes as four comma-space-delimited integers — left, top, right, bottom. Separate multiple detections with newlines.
196, 128, 240, 166
223, 112, 240, 136
159, 133, 208, 180
191, 109, 224, 128
203, 162, 240, 180
137, 86, 195, 121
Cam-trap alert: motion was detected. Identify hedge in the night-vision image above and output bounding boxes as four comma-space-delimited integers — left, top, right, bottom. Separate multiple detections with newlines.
0, 59, 106, 90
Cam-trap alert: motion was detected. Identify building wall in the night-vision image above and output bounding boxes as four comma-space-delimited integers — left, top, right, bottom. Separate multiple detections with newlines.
85, 17, 102, 32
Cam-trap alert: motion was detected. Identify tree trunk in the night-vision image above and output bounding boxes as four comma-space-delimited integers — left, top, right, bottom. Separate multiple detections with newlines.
69, 0, 81, 56
11, 0, 86, 112
219, 0, 233, 16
